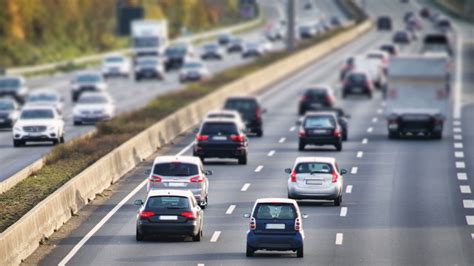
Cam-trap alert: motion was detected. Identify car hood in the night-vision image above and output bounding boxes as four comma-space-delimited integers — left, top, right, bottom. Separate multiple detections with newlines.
15, 119, 58, 127
74, 104, 111, 112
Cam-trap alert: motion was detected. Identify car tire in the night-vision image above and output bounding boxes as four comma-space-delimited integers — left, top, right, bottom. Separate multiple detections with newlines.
238, 155, 247, 165
52, 139, 59, 145
388, 131, 399, 139
60, 135, 65, 143
432, 131, 442, 139
246, 245, 255, 257
298, 141, 305, 151
192, 228, 203, 242
74, 121, 81, 126
200, 197, 208, 209
136, 228, 144, 241
342, 132, 348, 141
255, 129, 263, 137
13, 140, 23, 147
342, 91, 347, 99
297, 245, 304, 258
298, 107, 305, 116
334, 195, 342, 206
335, 142, 343, 151
135, 76, 141, 82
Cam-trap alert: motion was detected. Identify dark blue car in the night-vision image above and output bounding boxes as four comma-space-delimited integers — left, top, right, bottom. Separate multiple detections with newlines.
245, 198, 307, 257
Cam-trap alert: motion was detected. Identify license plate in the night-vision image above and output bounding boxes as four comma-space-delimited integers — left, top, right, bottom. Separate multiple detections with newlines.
313, 129, 327, 134
310, 103, 322, 108
265, 223, 285, 230
352, 87, 363, 93
168, 182, 186, 187
212, 136, 227, 141
159, 215, 178, 221
306, 180, 323, 185
28, 133, 42, 137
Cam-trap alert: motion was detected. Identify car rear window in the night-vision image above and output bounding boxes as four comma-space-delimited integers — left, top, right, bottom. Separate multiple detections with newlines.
304, 116, 335, 128
295, 162, 333, 174
348, 73, 367, 83
254, 203, 296, 220
305, 89, 327, 97
207, 113, 235, 119
146, 196, 190, 211
224, 99, 258, 112
153, 162, 198, 176
201, 122, 238, 135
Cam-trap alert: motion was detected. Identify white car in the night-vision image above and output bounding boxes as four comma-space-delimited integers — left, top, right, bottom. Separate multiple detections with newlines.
13, 106, 65, 147
205, 109, 246, 132
71, 71, 108, 102
179, 60, 210, 83
134, 56, 165, 81
102, 54, 131, 78
365, 50, 390, 73
73, 92, 115, 125
24, 89, 64, 114
352, 56, 386, 89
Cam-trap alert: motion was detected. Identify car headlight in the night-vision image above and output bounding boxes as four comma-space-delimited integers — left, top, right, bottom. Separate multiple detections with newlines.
48, 126, 57, 131
73, 109, 81, 116
13, 126, 22, 132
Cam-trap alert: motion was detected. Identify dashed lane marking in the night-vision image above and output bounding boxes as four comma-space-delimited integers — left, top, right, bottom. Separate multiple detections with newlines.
351, 167, 358, 174
372, 117, 378, 123
340, 207, 348, 217
466, 216, 474, 226
255, 165, 264, 172
346, 185, 353, 194
226, 205, 236, 214
279, 137, 286, 143
454, 135, 463, 140
335, 233, 344, 245
463, 200, 474, 209
455, 151, 465, 158
290, 126, 296, 132
456, 162, 466, 169
268, 150, 276, 157
454, 143, 464, 149
367, 127, 374, 133
362, 138, 368, 144
453, 127, 462, 133
241, 183, 251, 191
457, 173, 468, 180
210, 231, 221, 242
460, 185, 472, 194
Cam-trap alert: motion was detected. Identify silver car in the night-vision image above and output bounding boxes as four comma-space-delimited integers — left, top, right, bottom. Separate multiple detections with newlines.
286, 157, 346, 206
146, 156, 211, 208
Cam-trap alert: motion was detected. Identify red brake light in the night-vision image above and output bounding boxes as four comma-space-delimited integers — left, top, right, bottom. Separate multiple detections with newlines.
333, 128, 342, 137
196, 135, 209, 141
149, 175, 162, 183
249, 217, 256, 230
230, 134, 245, 142
295, 217, 301, 231
139, 211, 155, 220
325, 95, 332, 105
290, 171, 297, 182
299, 128, 305, 137
331, 171, 338, 183
255, 108, 262, 119
181, 211, 196, 219
300, 95, 308, 102
189, 175, 204, 183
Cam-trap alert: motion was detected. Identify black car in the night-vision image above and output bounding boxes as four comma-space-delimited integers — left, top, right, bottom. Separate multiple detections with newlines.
340, 56, 355, 81
224, 96, 264, 136
299, 25, 317, 39
420, 7, 431, 18
342, 71, 374, 98
0, 98, 19, 128
227, 38, 244, 53
217, 33, 232, 46
377, 16, 392, 31
393, 30, 411, 44
193, 118, 248, 164
134, 190, 203, 241
164, 45, 190, 71
404, 11, 415, 23
134, 57, 164, 81
0, 76, 28, 104
312, 108, 350, 141
298, 86, 336, 115
380, 44, 398, 56
298, 112, 343, 151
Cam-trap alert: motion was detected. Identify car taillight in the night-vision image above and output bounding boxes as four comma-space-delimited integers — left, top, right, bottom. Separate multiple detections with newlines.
149, 175, 162, 183
189, 175, 204, 183
299, 128, 305, 137
139, 211, 155, 220
333, 128, 342, 137
365, 80, 372, 88
325, 95, 332, 105
249, 217, 256, 230
331, 171, 338, 183
255, 108, 262, 119
295, 217, 302, 231
300, 95, 308, 102
230, 134, 245, 142
290, 171, 297, 182
196, 135, 209, 141
181, 211, 196, 220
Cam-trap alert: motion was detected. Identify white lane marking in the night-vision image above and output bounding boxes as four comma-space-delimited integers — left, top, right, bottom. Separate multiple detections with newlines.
454, 135, 463, 140
351, 167, 358, 174
372, 117, 378, 123
453, 127, 462, 133
58, 143, 199, 266
198, 264, 205, 266
255, 165, 264, 172
290, 126, 296, 132
453, 120, 461, 126
453, 34, 463, 119
226, 205, 236, 214
377, 109, 383, 114
466, 216, 474, 226
457, 173, 468, 180
340, 207, 348, 217
335, 233, 344, 245
454, 142, 464, 149
241, 183, 251, 191
267, 150, 276, 157
210, 231, 221, 242
356, 151, 364, 158
460, 185, 472, 194
345, 185, 353, 194
362, 138, 368, 144
455, 151, 465, 158
471, 233, 474, 240
456, 161, 466, 169
367, 127, 373, 133
463, 200, 474, 209
279, 137, 286, 143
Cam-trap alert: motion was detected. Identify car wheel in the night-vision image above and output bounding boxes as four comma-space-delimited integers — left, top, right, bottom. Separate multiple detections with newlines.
298, 141, 305, 151
52, 139, 59, 145
192, 228, 203, 242
342, 132, 348, 141
432, 132, 442, 139
297, 245, 304, 258
388, 131, 399, 139
298, 107, 305, 116
200, 197, 208, 209
335, 142, 343, 151
13, 140, 23, 147
238, 155, 247, 165
60, 136, 65, 143
136, 228, 144, 241
135, 76, 141, 82
342, 92, 347, 99
74, 121, 81, 126
246, 245, 255, 257
256, 129, 263, 137
334, 195, 342, 206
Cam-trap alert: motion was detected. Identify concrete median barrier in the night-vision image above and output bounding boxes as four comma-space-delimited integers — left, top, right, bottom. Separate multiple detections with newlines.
0, 20, 372, 265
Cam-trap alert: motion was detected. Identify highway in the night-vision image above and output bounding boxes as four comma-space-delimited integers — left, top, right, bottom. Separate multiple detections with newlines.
30, 0, 474, 265
0, 0, 346, 182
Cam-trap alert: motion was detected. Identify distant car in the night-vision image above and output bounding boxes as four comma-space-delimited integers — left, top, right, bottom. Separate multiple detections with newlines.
242, 42, 265, 58
0, 76, 28, 104
298, 112, 343, 151
304, 1, 312, 10
71, 72, 107, 102
419, 7, 431, 18
286, 157, 347, 205
146, 156, 210, 207
352, 56, 386, 89
340, 56, 355, 81
217, 33, 232, 46
245, 198, 307, 257
377, 16, 392, 31
264, 24, 285, 41
299, 25, 317, 39
193, 117, 248, 164
223, 96, 265, 136
436, 17, 451, 31
366, 50, 390, 73
330, 16, 342, 27
102, 54, 131, 78
227, 38, 245, 53
134, 56, 165, 81
134, 189, 204, 241
73, 92, 115, 125
24, 89, 64, 114
205, 109, 246, 132
179, 60, 210, 83
404, 11, 415, 23
0, 98, 20, 129
392, 30, 411, 44
379, 43, 399, 56
164, 43, 194, 71
200, 43, 224, 60
342, 71, 374, 98
298, 86, 336, 115
311, 108, 350, 141
13, 106, 65, 147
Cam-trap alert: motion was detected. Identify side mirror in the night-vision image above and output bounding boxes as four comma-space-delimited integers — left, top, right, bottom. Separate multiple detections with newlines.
302, 214, 309, 219
205, 170, 213, 175
199, 201, 208, 207
134, 199, 144, 206
144, 169, 151, 175
340, 169, 347, 175
284, 168, 292, 174
243, 213, 250, 218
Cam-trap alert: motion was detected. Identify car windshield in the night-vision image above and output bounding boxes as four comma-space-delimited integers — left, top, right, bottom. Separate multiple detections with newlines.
306, 89, 327, 97
20, 109, 54, 119
224, 99, 257, 112
105, 57, 124, 63
184, 62, 202, 69
0, 78, 20, 89
78, 95, 108, 104
295, 162, 333, 174
201, 122, 238, 135
76, 75, 101, 83
348, 73, 367, 83
254, 203, 296, 220
204, 44, 218, 51
207, 113, 235, 119
138, 59, 158, 66
146, 196, 189, 210
304, 116, 335, 128
0, 101, 14, 110
27, 93, 57, 102
153, 162, 198, 177
166, 46, 186, 56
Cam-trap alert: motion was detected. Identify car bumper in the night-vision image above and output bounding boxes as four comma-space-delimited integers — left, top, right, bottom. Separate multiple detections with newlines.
136, 70, 163, 79
137, 222, 199, 236
0, 119, 14, 128
247, 231, 303, 251
288, 183, 342, 199
299, 136, 340, 145
74, 115, 111, 123
194, 145, 246, 159
13, 133, 58, 141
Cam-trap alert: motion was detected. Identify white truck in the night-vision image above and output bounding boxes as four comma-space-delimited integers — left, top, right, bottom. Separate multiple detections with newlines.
131, 20, 168, 59
385, 54, 451, 139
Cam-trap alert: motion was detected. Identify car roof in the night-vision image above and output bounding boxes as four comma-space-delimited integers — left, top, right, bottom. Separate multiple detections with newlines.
29, 89, 59, 96
147, 189, 194, 198
226, 96, 259, 101
295, 156, 336, 164
206, 109, 239, 116
305, 111, 337, 118
255, 198, 297, 204
152, 155, 201, 165
76, 71, 102, 77
202, 117, 239, 124
20, 105, 57, 112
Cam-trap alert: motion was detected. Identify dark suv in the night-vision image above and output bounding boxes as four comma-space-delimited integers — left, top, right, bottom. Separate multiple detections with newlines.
298, 86, 336, 115
342, 71, 374, 98
312, 108, 350, 141
298, 112, 343, 151
224, 96, 264, 137
193, 118, 248, 164
377, 16, 392, 31
164, 44, 192, 71
0, 76, 28, 104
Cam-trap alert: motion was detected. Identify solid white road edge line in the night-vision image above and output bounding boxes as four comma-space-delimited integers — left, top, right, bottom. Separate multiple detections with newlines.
335, 233, 344, 245
241, 183, 251, 192
226, 205, 236, 214
210, 231, 222, 242
340, 207, 348, 217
